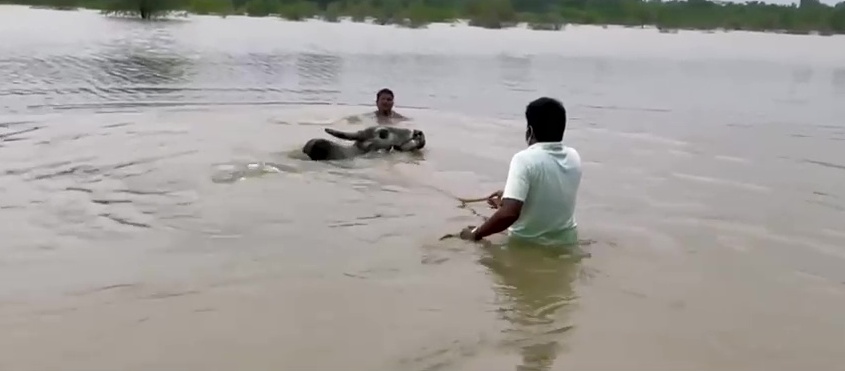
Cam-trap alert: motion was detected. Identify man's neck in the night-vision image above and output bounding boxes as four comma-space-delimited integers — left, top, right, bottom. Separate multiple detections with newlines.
529, 141, 564, 149
532, 139, 563, 144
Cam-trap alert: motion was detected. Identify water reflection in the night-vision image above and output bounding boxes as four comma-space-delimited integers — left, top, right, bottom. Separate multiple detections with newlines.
242, 53, 292, 86
296, 53, 342, 87
832, 68, 845, 96
788, 67, 813, 96
479, 244, 582, 370
791, 67, 813, 85
94, 53, 192, 86
95, 20, 191, 83
592, 59, 610, 85
498, 54, 534, 92
296, 53, 343, 102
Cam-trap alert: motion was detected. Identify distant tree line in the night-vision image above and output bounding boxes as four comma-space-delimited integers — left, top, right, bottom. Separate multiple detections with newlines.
8, 0, 845, 34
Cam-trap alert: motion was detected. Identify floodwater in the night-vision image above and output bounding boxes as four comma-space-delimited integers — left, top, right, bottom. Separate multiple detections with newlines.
2, 5, 845, 371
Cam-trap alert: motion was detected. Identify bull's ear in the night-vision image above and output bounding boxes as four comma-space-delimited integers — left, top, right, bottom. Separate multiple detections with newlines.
325, 128, 363, 141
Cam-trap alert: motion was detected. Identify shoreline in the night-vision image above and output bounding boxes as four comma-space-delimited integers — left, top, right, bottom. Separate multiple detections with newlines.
5, 3, 843, 37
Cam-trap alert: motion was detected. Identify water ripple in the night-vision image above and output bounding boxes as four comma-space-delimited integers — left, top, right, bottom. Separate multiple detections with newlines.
2, 8, 845, 371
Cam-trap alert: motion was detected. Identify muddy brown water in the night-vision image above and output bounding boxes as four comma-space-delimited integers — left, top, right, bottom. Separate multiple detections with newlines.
1, 6, 845, 371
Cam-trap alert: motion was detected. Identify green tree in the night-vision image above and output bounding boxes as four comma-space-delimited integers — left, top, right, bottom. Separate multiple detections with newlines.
322, 1, 342, 21
100, 0, 189, 19
189, 0, 233, 14
12, 0, 845, 33
244, 0, 276, 16
278, 0, 319, 20
465, 0, 517, 28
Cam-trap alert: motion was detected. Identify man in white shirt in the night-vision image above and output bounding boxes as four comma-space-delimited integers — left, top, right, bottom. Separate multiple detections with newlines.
460, 97, 582, 246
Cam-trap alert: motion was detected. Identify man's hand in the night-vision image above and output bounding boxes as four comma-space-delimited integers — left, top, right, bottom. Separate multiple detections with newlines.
459, 226, 480, 241
486, 190, 504, 209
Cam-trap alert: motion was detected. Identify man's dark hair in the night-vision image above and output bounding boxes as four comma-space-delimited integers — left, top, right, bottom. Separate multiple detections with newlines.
376, 88, 394, 100
525, 97, 567, 142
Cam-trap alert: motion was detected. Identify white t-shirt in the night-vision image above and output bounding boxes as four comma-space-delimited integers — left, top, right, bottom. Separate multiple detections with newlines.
502, 141, 582, 246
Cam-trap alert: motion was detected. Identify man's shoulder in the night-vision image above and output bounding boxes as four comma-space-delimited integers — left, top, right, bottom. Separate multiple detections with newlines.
512, 146, 534, 158
510, 148, 537, 167
562, 145, 581, 164
516, 144, 582, 173
513, 143, 578, 161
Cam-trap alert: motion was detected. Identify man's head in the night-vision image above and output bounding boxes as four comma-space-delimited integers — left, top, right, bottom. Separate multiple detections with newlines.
376, 88, 394, 114
524, 97, 567, 145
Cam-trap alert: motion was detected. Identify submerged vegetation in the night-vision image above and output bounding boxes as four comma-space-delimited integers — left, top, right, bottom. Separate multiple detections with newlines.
7, 0, 845, 34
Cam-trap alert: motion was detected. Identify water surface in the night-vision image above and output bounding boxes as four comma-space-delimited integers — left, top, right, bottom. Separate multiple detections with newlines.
1, 6, 845, 371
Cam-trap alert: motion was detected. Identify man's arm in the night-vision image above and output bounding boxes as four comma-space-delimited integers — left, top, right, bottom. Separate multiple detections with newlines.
469, 155, 530, 241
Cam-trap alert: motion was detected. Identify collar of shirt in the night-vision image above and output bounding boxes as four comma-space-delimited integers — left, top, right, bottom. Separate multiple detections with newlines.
528, 141, 564, 151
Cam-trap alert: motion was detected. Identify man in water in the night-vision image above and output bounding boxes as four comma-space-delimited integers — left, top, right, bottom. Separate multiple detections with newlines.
374, 88, 407, 124
460, 97, 582, 246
